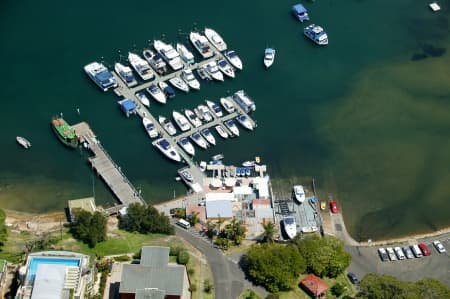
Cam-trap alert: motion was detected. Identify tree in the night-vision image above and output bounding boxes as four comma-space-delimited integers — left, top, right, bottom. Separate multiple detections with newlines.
331, 283, 345, 297
245, 243, 306, 293
205, 221, 217, 239
189, 211, 199, 226
220, 217, 246, 245
70, 209, 107, 248
177, 250, 190, 265
119, 203, 174, 235
261, 221, 275, 243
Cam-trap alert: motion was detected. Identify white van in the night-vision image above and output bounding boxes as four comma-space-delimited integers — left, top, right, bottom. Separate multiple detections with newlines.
411, 245, 423, 258
177, 218, 191, 229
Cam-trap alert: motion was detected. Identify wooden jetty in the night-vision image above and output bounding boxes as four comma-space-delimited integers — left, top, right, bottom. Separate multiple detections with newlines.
72, 122, 146, 211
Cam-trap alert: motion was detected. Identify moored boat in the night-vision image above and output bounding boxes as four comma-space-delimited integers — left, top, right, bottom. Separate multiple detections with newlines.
179, 169, 194, 182
176, 43, 195, 64
233, 90, 256, 112
292, 4, 309, 22
172, 111, 191, 132
128, 52, 154, 80
146, 83, 167, 104
236, 114, 254, 130
215, 124, 229, 139
220, 97, 235, 113
158, 116, 177, 136
224, 50, 243, 70
114, 62, 137, 87
304, 24, 329, 45
184, 109, 202, 128
242, 161, 255, 167
190, 132, 208, 149
84, 62, 117, 91
282, 216, 297, 239
189, 32, 214, 58
198, 105, 213, 122
196, 67, 211, 80
16, 136, 31, 149
181, 69, 200, 90
158, 81, 176, 98
152, 138, 181, 162
204, 61, 224, 81
153, 40, 184, 70
135, 91, 150, 107
168, 77, 190, 93
206, 100, 223, 117
178, 137, 195, 156
212, 153, 224, 161
204, 27, 228, 51
142, 117, 158, 138
293, 185, 306, 204
263, 48, 275, 68
142, 48, 168, 75
224, 119, 239, 136
217, 59, 235, 78
201, 128, 216, 145
51, 116, 79, 148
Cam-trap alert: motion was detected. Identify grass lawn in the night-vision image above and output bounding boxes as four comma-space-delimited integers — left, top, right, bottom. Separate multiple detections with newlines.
0, 229, 32, 263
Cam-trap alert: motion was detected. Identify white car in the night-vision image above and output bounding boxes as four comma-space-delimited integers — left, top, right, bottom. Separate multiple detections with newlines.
433, 240, 446, 253
394, 247, 406, 260
386, 247, 397, 261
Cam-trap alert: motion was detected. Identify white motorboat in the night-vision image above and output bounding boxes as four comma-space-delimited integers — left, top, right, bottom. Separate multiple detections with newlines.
263, 48, 275, 68
142, 117, 158, 138
184, 109, 202, 128
215, 124, 229, 139
220, 97, 235, 113
201, 128, 216, 145
153, 40, 184, 70
282, 216, 297, 240
242, 161, 255, 167
217, 59, 235, 78
196, 67, 211, 80
199, 161, 207, 171
212, 153, 224, 161
128, 52, 154, 81
180, 69, 200, 90
16, 136, 31, 149
206, 100, 223, 117
224, 50, 243, 70
114, 62, 137, 87
304, 24, 329, 46
135, 91, 150, 107
169, 77, 190, 93
236, 114, 254, 130
233, 90, 256, 112
293, 185, 306, 204
204, 27, 228, 51
142, 48, 168, 75
84, 61, 117, 91
179, 169, 194, 182
198, 105, 213, 122
190, 132, 208, 149
146, 83, 167, 104
178, 137, 195, 156
176, 43, 195, 64
158, 116, 177, 136
224, 119, 240, 136
152, 138, 181, 162
172, 111, 191, 132
158, 81, 176, 98
189, 32, 214, 58
204, 61, 223, 81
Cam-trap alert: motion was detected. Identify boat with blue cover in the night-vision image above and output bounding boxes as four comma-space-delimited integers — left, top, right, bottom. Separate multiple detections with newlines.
152, 138, 181, 162
84, 62, 117, 91
158, 81, 176, 98
178, 137, 195, 156
114, 62, 137, 87
292, 4, 309, 22
236, 114, 254, 130
190, 132, 208, 149
304, 24, 328, 45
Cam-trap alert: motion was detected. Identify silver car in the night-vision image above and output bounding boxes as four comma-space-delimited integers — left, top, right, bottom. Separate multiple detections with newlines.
386, 247, 397, 261
433, 240, 446, 253
402, 246, 415, 259
394, 247, 406, 260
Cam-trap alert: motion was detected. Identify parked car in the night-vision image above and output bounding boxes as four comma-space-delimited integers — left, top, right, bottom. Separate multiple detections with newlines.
411, 245, 423, 258
386, 247, 397, 261
394, 247, 406, 260
418, 243, 431, 256
378, 248, 389, 262
402, 246, 415, 259
433, 240, 446, 253
330, 201, 338, 214
347, 272, 359, 284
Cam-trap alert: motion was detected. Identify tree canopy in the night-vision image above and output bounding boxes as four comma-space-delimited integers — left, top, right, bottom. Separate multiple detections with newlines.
119, 203, 174, 235
0, 209, 7, 249
70, 209, 107, 248
245, 243, 306, 293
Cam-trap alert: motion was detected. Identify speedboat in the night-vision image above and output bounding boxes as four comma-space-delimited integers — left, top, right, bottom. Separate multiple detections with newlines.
282, 216, 297, 240
152, 138, 181, 162
215, 124, 229, 139
184, 109, 202, 128
114, 62, 137, 87
158, 81, 176, 98
292, 4, 309, 22
293, 185, 306, 204
236, 114, 254, 130
142, 117, 158, 138
16, 136, 31, 149
198, 105, 213, 122
181, 69, 200, 90
206, 100, 223, 117
190, 132, 208, 149
84, 62, 117, 91
201, 128, 216, 145
304, 24, 329, 45
217, 59, 235, 78
158, 116, 177, 136
212, 154, 224, 161
178, 137, 195, 156
179, 169, 194, 182
135, 91, 150, 107
169, 77, 190, 93
242, 161, 255, 167
220, 97, 235, 113
204, 61, 223, 81
224, 119, 239, 136
204, 27, 227, 51
128, 52, 154, 81
172, 110, 191, 132
142, 48, 168, 75
153, 40, 184, 70
176, 43, 195, 64
196, 67, 211, 80
189, 32, 214, 58
263, 48, 275, 68
224, 50, 243, 70
147, 84, 167, 104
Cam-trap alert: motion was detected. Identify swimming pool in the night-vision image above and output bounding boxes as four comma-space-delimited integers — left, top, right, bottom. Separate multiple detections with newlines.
27, 257, 80, 282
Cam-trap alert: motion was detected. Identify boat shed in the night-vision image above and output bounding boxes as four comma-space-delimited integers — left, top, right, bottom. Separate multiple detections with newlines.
117, 99, 136, 117
292, 4, 310, 22
67, 197, 96, 222
206, 200, 233, 219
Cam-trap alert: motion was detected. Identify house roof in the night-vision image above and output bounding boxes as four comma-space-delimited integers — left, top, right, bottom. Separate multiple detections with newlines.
136, 288, 166, 299
140, 246, 169, 268
31, 264, 67, 299
300, 274, 328, 296
68, 197, 96, 214
205, 200, 233, 218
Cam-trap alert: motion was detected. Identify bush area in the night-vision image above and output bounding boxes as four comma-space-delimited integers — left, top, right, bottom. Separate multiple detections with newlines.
91, 259, 111, 299
70, 209, 107, 248
119, 203, 174, 235
0, 209, 7, 249
169, 246, 190, 265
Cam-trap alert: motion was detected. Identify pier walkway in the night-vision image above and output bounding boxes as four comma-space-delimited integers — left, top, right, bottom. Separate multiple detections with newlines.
72, 122, 146, 211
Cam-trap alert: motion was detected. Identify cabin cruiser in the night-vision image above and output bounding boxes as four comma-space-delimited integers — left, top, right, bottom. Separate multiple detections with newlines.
153, 40, 184, 70
224, 119, 239, 136
142, 117, 158, 138
215, 124, 229, 139
204, 27, 227, 51
224, 50, 243, 70
16, 136, 31, 149
205, 61, 223, 81
217, 59, 235, 78
181, 69, 200, 90
114, 62, 137, 87
201, 128, 216, 145
184, 109, 202, 128
282, 216, 297, 240
190, 132, 208, 149
206, 100, 223, 117
292, 4, 309, 22
158, 116, 177, 136
196, 67, 211, 80
142, 48, 168, 75
158, 81, 176, 98
176, 43, 195, 64
233, 90, 256, 112
198, 105, 214, 122
146, 83, 167, 104
169, 77, 190, 93
84, 62, 117, 91
293, 185, 306, 204
152, 138, 181, 162
236, 114, 254, 130
128, 52, 154, 80
263, 48, 275, 68
220, 97, 235, 113
172, 111, 191, 132
304, 24, 329, 45
189, 32, 214, 58
135, 91, 150, 107
179, 169, 194, 182
178, 137, 195, 156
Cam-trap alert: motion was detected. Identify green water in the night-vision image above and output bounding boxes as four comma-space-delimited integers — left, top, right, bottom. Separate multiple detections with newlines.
1, 0, 449, 240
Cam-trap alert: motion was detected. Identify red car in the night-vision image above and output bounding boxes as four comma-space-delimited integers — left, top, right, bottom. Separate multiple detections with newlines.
330, 201, 338, 214
418, 243, 431, 256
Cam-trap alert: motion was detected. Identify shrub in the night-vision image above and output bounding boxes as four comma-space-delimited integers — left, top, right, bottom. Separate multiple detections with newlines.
204, 279, 213, 293
331, 283, 345, 297
113, 255, 131, 262
177, 250, 190, 265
